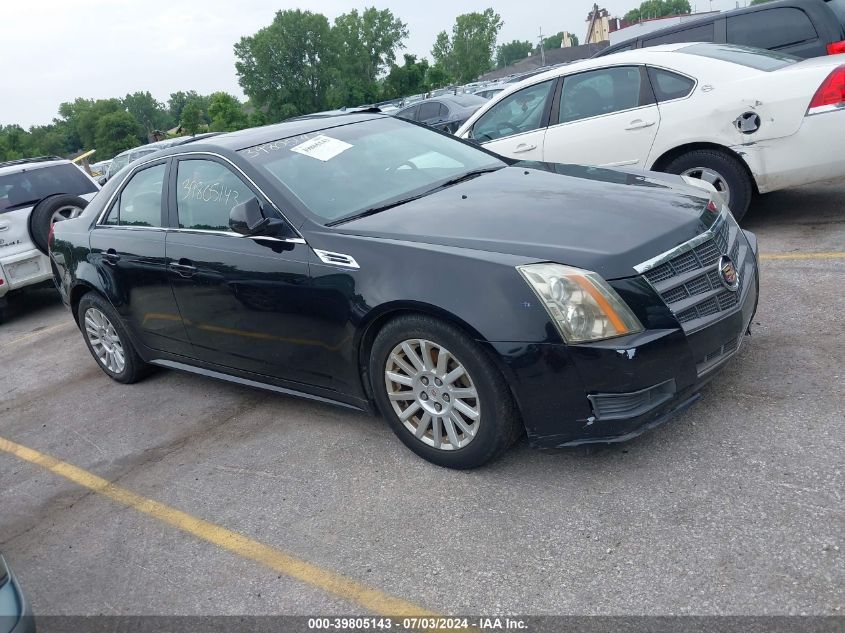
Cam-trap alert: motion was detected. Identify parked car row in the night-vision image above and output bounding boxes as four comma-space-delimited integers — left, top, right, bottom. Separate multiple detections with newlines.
457, 43, 845, 219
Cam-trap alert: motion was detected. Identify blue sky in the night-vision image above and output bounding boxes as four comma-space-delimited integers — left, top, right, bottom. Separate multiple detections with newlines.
2, 0, 743, 127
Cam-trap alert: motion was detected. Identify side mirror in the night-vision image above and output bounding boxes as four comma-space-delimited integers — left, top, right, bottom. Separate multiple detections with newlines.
229, 197, 269, 235
229, 197, 290, 238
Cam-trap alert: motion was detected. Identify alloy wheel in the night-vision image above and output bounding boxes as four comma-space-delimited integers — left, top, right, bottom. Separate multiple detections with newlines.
51, 204, 84, 224
384, 339, 481, 451
84, 307, 126, 374
681, 167, 732, 206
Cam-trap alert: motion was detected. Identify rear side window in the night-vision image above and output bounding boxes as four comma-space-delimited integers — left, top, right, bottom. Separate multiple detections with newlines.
644, 22, 715, 47
648, 67, 696, 101
418, 101, 442, 120
727, 8, 818, 50
176, 159, 249, 232
680, 43, 799, 71
103, 163, 165, 227
0, 163, 96, 212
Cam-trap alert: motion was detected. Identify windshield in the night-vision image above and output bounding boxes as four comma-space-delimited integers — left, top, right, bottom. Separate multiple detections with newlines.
680, 43, 799, 71
0, 163, 96, 212
239, 117, 505, 224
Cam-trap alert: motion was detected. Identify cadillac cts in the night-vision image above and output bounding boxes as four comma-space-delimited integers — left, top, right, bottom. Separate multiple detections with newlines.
50, 114, 759, 469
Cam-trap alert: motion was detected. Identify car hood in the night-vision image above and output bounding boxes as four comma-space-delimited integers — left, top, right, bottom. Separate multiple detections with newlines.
332, 163, 718, 280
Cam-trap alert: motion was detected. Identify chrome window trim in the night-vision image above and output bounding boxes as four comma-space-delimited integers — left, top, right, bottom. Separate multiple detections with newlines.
634, 205, 729, 274
96, 151, 304, 240
93, 223, 306, 244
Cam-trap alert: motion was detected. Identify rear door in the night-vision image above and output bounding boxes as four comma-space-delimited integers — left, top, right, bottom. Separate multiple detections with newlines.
466, 79, 556, 161
542, 65, 660, 169
89, 159, 192, 355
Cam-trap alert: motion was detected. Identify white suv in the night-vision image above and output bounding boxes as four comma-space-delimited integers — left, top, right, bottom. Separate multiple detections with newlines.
0, 157, 99, 321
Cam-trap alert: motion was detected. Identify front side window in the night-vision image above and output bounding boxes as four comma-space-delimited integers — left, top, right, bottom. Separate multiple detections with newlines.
176, 160, 250, 231
647, 67, 696, 101
559, 66, 643, 124
239, 117, 505, 224
396, 105, 419, 121
103, 163, 165, 227
470, 79, 555, 142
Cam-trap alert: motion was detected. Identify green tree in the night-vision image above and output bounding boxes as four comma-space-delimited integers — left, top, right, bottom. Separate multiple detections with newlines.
426, 64, 454, 89
431, 9, 503, 83
180, 100, 204, 135
94, 111, 143, 158
331, 8, 408, 106
540, 31, 579, 50
235, 9, 335, 119
123, 91, 170, 137
496, 40, 532, 68
382, 54, 431, 100
207, 92, 248, 132
625, 0, 691, 23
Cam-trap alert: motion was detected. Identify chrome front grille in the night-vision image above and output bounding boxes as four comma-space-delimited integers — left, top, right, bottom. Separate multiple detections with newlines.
637, 209, 750, 333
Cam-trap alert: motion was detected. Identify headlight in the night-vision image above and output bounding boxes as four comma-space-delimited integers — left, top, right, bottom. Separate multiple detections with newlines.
517, 263, 644, 343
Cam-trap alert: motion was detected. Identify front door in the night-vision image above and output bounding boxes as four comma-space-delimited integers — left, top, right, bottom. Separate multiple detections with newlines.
164, 156, 320, 386
466, 79, 557, 162
89, 160, 191, 355
543, 65, 661, 169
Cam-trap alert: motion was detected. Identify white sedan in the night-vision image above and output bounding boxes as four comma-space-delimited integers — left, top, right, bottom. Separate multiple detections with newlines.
456, 43, 845, 219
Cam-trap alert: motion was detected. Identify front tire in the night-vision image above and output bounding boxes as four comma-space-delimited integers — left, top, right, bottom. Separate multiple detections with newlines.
77, 293, 149, 384
369, 315, 521, 469
663, 149, 753, 221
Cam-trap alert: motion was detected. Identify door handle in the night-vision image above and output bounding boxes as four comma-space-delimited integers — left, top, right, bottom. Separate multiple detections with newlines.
625, 119, 655, 130
513, 143, 537, 154
169, 259, 197, 278
104, 249, 120, 264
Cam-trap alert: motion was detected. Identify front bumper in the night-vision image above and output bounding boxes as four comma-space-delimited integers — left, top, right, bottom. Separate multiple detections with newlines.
487, 230, 759, 448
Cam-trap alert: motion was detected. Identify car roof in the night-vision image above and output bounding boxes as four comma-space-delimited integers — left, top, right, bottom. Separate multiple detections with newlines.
0, 157, 70, 177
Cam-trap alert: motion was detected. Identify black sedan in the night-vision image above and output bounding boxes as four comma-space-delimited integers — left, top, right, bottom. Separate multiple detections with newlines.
50, 114, 759, 469
392, 94, 487, 134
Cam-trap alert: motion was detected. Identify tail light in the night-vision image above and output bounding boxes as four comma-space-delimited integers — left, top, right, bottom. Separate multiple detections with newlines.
827, 40, 845, 55
807, 65, 845, 115
47, 222, 56, 250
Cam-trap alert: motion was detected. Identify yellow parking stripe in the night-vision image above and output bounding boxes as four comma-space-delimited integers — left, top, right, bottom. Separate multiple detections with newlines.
0, 435, 436, 617
760, 251, 845, 261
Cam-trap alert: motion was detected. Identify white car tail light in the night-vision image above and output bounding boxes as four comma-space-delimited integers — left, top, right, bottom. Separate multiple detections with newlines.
807, 65, 845, 115
827, 41, 845, 55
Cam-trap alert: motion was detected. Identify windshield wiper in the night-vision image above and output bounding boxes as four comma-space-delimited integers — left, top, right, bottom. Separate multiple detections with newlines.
326, 167, 503, 227
435, 166, 502, 189
326, 192, 433, 226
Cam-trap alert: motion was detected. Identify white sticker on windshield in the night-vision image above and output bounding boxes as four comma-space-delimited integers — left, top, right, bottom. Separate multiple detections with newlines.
290, 134, 353, 161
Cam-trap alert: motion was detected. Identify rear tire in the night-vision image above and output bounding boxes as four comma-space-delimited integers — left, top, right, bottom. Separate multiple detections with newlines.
29, 194, 89, 254
77, 293, 149, 384
663, 149, 753, 222
369, 315, 522, 469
